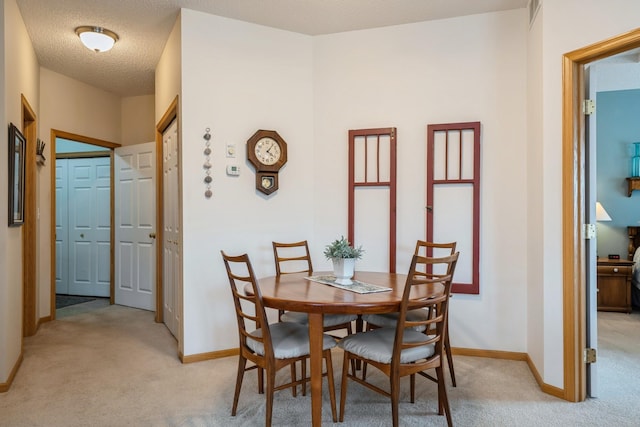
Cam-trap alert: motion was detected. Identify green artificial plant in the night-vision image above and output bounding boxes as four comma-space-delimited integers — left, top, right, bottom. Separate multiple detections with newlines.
323, 236, 364, 260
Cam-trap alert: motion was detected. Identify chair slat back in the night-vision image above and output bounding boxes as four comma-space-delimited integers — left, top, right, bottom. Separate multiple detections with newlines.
393, 252, 459, 366
414, 240, 456, 257
414, 240, 456, 278
272, 240, 313, 276
221, 251, 272, 354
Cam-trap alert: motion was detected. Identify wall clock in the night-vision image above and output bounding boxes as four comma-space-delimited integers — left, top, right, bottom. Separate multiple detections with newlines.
246, 129, 288, 195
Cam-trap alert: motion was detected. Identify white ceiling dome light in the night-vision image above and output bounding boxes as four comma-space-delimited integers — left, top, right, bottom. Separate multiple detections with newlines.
75, 26, 119, 53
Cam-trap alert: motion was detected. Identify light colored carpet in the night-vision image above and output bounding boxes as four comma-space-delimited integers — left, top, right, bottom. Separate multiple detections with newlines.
1, 304, 639, 426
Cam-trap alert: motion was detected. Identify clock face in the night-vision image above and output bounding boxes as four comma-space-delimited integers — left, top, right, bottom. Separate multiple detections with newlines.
254, 137, 281, 166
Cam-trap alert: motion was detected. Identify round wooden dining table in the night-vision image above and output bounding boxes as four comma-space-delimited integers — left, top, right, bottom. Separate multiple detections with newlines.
256, 271, 445, 427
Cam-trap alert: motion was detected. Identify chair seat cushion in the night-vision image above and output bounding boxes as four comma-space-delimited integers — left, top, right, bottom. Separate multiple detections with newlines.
337, 327, 435, 364
281, 311, 358, 328
248, 322, 336, 359
362, 309, 428, 332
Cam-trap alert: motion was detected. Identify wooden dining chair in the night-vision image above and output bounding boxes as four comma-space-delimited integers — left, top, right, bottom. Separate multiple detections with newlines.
221, 250, 337, 426
338, 252, 458, 427
272, 240, 358, 335
362, 240, 458, 386
272, 240, 314, 321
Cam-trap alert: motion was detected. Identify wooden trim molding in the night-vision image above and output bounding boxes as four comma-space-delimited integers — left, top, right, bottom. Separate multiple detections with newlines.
562, 27, 640, 403
453, 347, 564, 398
562, 52, 584, 404
37, 316, 52, 327
525, 354, 565, 399
55, 151, 110, 159
52, 129, 120, 149
49, 130, 56, 319
110, 151, 115, 304
180, 345, 561, 400
0, 353, 23, 393
451, 347, 527, 361
180, 348, 239, 364
21, 95, 37, 338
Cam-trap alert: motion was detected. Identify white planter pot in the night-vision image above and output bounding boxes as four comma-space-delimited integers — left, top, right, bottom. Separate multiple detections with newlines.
332, 258, 355, 285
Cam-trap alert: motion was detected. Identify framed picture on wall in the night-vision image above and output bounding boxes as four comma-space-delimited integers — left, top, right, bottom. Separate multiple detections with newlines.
8, 122, 25, 227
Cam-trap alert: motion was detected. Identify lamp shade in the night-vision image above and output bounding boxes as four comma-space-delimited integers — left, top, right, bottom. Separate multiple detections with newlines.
596, 202, 612, 221
75, 26, 118, 53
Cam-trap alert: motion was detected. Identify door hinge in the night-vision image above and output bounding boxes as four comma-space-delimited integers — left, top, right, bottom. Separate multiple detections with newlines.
583, 223, 596, 240
583, 99, 595, 115
584, 347, 597, 363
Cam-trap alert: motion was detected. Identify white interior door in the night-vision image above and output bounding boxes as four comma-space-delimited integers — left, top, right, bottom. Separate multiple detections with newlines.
163, 119, 181, 338
55, 160, 69, 294
115, 142, 156, 310
68, 157, 111, 297
585, 65, 599, 397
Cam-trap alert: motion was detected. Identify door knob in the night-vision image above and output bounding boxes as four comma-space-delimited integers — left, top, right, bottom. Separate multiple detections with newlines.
426, 206, 433, 212
149, 232, 156, 239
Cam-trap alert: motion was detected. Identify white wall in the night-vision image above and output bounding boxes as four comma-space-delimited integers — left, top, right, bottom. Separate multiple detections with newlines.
37, 68, 122, 321
179, 10, 315, 355
526, 0, 545, 383
40, 68, 122, 144
37, 71, 156, 322
314, 11, 529, 351
155, 13, 181, 122
0, 6, 6, 384
1, 0, 39, 385
167, 8, 529, 358
121, 95, 155, 145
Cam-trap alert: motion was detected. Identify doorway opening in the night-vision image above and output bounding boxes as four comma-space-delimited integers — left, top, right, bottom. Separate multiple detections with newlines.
49, 130, 120, 320
562, 28, 640, 402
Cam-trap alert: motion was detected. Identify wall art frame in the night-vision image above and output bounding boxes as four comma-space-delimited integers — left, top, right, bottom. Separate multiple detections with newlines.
8, 122, 26, 227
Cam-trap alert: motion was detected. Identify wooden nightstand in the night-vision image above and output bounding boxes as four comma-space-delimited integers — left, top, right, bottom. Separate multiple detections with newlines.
597, 258, 634, 313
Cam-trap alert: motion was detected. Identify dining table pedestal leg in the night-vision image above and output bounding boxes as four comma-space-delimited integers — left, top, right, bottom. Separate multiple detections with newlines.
308, 312, 323, 427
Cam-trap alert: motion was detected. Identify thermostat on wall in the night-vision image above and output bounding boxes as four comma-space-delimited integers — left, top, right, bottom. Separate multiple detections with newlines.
226, 165, 240, 176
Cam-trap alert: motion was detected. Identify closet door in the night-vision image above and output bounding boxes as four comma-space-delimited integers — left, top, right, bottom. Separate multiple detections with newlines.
162, 119, 181, 338
68, 157, 111, 296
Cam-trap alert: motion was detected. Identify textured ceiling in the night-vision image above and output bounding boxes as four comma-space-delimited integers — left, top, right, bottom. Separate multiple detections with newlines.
16, 0, 528, 97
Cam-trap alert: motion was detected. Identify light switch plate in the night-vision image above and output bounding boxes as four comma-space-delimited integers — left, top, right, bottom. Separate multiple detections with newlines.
226, 144, 236, 158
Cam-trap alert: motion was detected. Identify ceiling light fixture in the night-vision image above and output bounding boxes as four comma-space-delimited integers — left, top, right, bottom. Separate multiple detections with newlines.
75, 26, 119, 53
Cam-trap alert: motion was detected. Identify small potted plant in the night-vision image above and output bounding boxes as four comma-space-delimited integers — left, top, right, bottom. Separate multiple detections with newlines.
324, 236, 364, 285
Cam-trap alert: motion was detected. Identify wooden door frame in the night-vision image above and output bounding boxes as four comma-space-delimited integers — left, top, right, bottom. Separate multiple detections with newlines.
49, 130, 120, 319
21, 95, 37, 337
562, 28, 640, 402
154, 96, 179, 325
